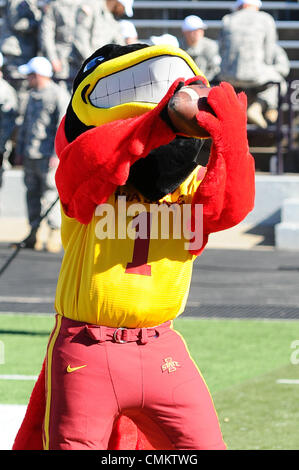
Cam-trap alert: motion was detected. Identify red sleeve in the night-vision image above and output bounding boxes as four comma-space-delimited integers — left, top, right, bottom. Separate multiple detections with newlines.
54, 79, 183, 224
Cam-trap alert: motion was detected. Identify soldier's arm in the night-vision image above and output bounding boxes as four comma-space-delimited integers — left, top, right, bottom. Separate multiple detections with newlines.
71, 7, 95, 62
90, 7, 107, 52
9, 1, 41, 34
0, 88, 18, 151
264, 14, 278, 65
94, 4, 125, 47
15, 122, 26, 158
217, 16, 227, 59
56, 89, 70, 126
15, 98, 29, 158
273, 45, 290, 78
39, 4, 59, 64
205, 40, 221, 82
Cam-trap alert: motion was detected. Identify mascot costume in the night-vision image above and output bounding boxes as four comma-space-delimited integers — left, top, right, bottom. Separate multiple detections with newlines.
13, 43, 255, 450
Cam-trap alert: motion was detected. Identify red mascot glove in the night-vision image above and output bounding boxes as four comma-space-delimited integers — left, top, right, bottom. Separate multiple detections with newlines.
189, 81, 255, 255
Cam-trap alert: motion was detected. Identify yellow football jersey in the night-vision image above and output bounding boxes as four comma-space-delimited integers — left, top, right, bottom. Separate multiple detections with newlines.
55, 166, 205, 327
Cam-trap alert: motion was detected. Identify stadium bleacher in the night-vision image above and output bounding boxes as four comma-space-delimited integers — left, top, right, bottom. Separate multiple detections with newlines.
132, 1, 299, 79
132, 1, 299, 173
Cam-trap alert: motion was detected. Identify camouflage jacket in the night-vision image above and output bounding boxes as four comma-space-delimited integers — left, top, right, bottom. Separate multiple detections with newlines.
0, 0, 41, 70
219, 8, 277, 83
39, 0, 124, 81
16, 80, 69, 159
183, 37, 221, 82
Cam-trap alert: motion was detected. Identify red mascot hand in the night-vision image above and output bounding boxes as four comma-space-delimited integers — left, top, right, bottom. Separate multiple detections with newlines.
190, 81, 255, 254
195, 81, 248, 162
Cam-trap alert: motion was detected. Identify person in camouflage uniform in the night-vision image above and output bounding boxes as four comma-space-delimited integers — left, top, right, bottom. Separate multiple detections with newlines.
0, 0, 41, 114
16, 57, 69, 252
39, 0, 124, 91
0, 52, 18, 192
218, 0, 284, 127
256, 43, 290, 123
181, 15, 221, 83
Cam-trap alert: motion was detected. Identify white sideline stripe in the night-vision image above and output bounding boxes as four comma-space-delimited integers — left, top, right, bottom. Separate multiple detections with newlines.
0, 404, 27, 450
0, 374, 38, 381
276, 379, 299, 384
0, 296, 53, 303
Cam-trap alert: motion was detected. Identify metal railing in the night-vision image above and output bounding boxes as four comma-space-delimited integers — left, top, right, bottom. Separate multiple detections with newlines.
132, 19, 299, 29
133, 1, 299, 11
246, 81, 298, 174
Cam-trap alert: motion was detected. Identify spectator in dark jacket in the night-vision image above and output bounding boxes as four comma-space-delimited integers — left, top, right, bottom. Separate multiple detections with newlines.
16, 56, 69, 252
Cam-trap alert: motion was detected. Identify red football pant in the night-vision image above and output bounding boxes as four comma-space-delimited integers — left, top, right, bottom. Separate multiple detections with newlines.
43, 315, 226, 450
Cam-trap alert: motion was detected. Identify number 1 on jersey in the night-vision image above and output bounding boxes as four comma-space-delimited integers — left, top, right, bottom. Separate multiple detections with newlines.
125, 212, 152, 276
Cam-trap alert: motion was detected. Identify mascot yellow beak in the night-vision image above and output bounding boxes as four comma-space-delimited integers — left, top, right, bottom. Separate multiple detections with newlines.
71, 45, 208, 127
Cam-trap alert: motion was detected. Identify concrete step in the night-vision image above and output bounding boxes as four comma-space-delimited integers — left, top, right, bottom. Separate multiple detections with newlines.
281, 198, 299, 223
275, 198, 299, 250
275, 222, 299, 250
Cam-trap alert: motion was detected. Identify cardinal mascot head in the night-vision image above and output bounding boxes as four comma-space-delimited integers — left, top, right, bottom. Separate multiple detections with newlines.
63, 43, 209, 201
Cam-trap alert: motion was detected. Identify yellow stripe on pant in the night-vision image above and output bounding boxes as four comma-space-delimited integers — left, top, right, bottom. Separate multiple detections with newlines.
43, 314, 62, 450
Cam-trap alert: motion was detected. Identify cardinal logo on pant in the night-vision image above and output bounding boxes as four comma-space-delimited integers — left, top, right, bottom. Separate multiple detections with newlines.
161, 357, 180, 373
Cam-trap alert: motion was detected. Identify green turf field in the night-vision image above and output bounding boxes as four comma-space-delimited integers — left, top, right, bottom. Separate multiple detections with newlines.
0, 313, 298, 449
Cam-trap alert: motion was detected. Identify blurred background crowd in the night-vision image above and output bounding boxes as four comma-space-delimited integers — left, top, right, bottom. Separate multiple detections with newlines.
0, 0, 295, 253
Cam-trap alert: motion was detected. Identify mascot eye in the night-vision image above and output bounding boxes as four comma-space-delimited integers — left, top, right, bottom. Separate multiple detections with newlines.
83, 56, 105, 73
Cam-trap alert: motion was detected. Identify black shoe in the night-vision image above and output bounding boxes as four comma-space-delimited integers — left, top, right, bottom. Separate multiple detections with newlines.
22, 229, 37, 249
